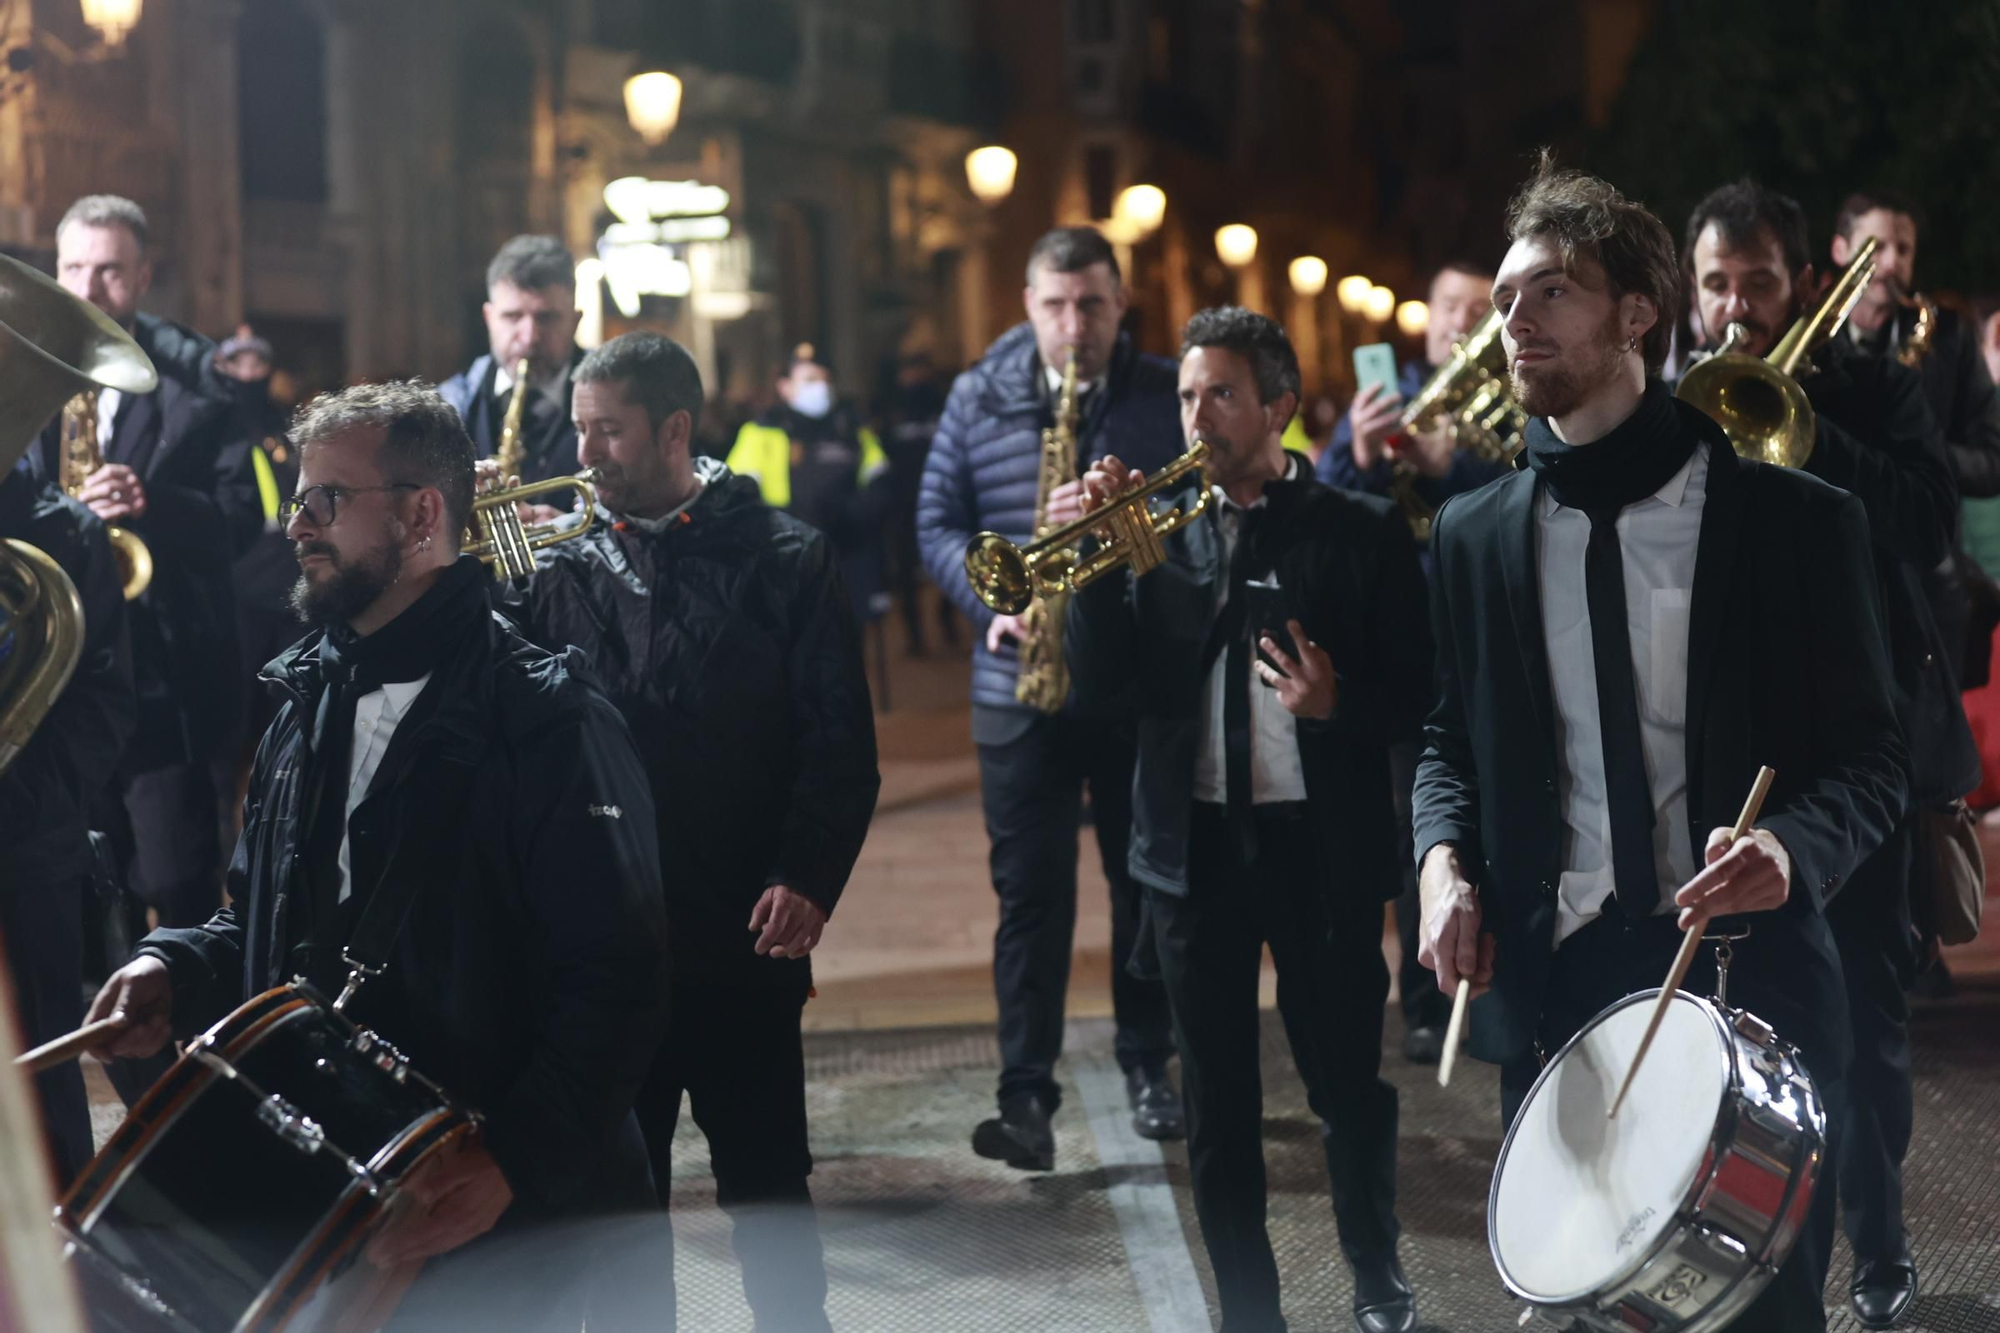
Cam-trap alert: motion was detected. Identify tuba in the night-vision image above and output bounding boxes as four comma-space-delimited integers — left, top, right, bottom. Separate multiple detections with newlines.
1676, 234, 1880, 469
0, 251, 157, 776
58, 392, 152, 600
465, 469, 601, 580
1391, 309, 1524, 538
1006, 347, 1081, 714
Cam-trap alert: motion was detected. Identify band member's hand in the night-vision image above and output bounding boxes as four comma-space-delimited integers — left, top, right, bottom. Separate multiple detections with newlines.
1673, 826, 1791, 928
1400, 419, 1458, 479
1254, 620, 1337, 719
364, 1135, 513, 1268
1347, 384, 1404, 471
1080, 455, 1146, 516
516, 503, 565, 525
83, 956, 174, 1060
77, 463, 148, 522
473, 459, 507, 494
749, 885, 828, 958
985, 613, 1027, 654
1418, 844, 1495, 997
1043, 477, 1088, 526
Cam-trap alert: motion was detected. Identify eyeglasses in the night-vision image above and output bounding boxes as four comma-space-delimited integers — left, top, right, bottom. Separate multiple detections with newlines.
282, 483, 420, 527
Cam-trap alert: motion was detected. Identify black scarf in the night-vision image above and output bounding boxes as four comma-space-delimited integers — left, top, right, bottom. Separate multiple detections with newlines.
314, 555, 490, 715
1523, 379, 1697, 512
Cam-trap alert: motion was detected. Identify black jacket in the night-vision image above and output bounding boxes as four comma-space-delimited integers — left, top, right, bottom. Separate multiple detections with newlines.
504, 460, 880, 988
917, 324, 1183, 723
136, 558, 669, 1216
440, 348, 585, 485
1066, 457, 1433, 899
1877, 307, 2000, 500
1798, 339, 1979, 808
33, 313, 260, 771
1413, 403, 1908, 1067
0, 468, 135, 882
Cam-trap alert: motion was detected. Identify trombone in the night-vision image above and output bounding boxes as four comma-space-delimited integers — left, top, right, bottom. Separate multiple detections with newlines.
965, 440, 1211, 617
1676, 234, 1880, 470
465, 469, 601, 580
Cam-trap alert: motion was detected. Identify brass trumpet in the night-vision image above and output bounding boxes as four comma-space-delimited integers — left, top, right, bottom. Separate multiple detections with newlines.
1677, 234, 1880, 470
465, 469, 600, 580
965, 441, 1212, 617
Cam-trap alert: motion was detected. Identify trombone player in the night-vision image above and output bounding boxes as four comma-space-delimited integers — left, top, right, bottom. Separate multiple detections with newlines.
1684, 180, 1969, 1330
1068, 307, 1429, 1333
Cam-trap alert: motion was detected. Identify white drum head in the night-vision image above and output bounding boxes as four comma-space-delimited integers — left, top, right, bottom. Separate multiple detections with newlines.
1490, 991, 1730, 1302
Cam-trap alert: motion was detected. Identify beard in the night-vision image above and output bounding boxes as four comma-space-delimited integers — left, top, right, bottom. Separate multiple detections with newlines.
1510, 311, 1629, 420
289, 534, 402, 627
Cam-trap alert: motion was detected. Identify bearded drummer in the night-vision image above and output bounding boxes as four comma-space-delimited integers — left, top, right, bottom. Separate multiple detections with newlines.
1410, 156, 1906, 1331
85, 383, 671, 1324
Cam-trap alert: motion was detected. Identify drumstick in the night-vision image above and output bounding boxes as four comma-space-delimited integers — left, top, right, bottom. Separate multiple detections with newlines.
1437, 977, 1472, 1088
13, 1017, 125, 1075
1608, 765, 1775, 1120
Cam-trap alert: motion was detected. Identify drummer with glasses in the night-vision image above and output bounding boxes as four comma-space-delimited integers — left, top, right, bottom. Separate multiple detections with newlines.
1412, 158, 1906, 1332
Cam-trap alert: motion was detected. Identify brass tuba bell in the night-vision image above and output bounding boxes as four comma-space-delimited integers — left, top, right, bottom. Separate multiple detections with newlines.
0, 250, 158, 775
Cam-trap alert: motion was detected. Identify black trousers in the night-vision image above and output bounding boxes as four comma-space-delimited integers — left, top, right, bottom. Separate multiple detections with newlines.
1, 872, 92, 1187
633, 983, 829, 1333
1499, 909, 1848, 1333
1388, 741, 1448, 1031
120, 762, 224, 928
975, 712, 1174, 1109
1828, 817, 1917, 1265
1151, 804, 1400, 1333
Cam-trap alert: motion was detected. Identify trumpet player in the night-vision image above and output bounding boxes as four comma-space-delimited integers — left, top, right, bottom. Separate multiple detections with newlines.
488, 331, 879, 1333
1685, 180, 1969, 1330
1068, 307, 1430, 1333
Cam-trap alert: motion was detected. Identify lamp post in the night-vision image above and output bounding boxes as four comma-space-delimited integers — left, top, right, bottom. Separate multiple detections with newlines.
624, 71, 683, 147
1395, 300, 1430, 339
1288, 257, 1328, 391
1215, 224, 1262, 312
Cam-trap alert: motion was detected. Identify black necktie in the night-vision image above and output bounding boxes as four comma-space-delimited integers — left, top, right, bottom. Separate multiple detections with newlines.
1584, 504, 1658, 917
1222, 507, 1263, 864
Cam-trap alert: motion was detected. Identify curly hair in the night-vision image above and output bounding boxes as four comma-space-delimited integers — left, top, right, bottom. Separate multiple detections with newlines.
291, 381, 476, 539
1179, 306, 1300, 406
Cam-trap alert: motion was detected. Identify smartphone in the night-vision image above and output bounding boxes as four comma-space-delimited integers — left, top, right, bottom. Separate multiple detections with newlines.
1241, 580, 1299, 682
1353, 343, 1399, 399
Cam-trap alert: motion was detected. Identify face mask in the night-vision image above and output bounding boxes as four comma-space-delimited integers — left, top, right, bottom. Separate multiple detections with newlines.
789, 380, 833, 418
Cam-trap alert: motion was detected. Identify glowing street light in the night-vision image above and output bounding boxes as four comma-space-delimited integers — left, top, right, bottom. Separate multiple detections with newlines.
1396, 300, 1430, 337
965, 146, 1018, 205
1214, 224, 1259, 269
1288, 256, 1329, 297
1336, 274, 1374, 315
1114, 185, 1167, 236
80, 0, 141, 45
1365, 285, 1396, 323
624, 71, 684, 146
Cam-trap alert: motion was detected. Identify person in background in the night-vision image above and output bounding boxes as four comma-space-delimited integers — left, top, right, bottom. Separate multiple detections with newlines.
881, 349, 959, 656
729, 344, 893, 628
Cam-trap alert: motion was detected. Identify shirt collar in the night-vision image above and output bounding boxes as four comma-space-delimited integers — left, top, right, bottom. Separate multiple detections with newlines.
621, 476, 708, 532
494, 358, 571, 401
1540, 442, 1703, 518
366, 673, 432, 710
1043, 363, 1106, 400
1213, 451, 1303, 514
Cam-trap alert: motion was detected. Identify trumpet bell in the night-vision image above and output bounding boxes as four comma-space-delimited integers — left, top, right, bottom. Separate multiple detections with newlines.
965, 532, 1038, 617
1676, 356, 1816, 469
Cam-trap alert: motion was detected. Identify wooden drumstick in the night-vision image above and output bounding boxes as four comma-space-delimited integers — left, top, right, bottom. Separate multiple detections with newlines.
1437, 977, 1472, 1088
1608, 765, 1775, 1120
14, 1017, 125, 1075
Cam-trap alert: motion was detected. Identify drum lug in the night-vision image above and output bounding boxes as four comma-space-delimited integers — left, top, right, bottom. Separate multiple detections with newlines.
256, 1094, 328, 1156
352, 1027, 412, 1083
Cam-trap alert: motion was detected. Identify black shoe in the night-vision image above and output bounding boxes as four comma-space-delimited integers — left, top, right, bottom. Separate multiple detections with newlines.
1850, 1254, 1917, 1329
1126, 1068, 1185, 1141
972, 1096, 1055, 1171
1401, 1024, 1445, 1065
1351, 1253, 1415, 1333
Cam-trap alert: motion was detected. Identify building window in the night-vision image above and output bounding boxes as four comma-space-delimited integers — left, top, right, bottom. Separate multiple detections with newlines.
1085, 145, 1117, 222
237, 0, 327, 203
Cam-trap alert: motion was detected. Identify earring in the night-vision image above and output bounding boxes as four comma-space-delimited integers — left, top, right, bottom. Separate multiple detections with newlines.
419, 535, 432, 552
1626, 335, 1639, 352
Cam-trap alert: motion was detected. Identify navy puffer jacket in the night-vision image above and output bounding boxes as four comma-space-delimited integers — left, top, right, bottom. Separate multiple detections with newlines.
916, 323, 1182, 713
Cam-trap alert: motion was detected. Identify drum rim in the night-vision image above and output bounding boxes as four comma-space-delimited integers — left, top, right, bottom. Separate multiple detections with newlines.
1486, 987, 1738, 1308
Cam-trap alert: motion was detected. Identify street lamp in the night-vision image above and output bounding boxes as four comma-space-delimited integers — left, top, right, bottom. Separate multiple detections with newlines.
79, 0, 141, 45
1214, 224, 1258, 269
1287, 257, 1328, 297
1114, 185, 1167, 237
624, 71, 683, 146
1364, 285, 1395, 324
965, 146, 1018, 205
1335, 275, 1373, 316
1396, 300, 1430, 338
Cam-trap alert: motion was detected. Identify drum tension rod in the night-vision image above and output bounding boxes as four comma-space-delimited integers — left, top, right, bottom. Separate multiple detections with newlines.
188, 1041, 383, 1194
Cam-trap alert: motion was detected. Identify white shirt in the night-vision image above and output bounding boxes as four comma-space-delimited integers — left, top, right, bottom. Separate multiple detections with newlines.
494, 358, 571, 407
335, 674, 432, 902
96, 388, 123, 451
1539, 444, 1708, 942
1043, 364, 1106, 401
1192, 471, 1310, 806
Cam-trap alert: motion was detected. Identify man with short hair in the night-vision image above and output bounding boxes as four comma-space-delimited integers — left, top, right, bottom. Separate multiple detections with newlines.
36, 193, 259, 931
916, 225, 1182, 1166
496, 331, 879, 1333
1070, 307, 1428, 1333
1416, 159, 1908, 1332
87, 382, 670, 1324
440, 234, 585, 486
1686, 179, 1970, 1329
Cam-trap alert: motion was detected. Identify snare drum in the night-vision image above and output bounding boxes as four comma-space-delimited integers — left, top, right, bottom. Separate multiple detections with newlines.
1488, 989, 1824, 1333
58, 982, 476, 1332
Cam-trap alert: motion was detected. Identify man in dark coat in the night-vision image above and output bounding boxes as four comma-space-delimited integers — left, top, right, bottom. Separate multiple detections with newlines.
1415, 161, 1907, 1333
0, 462, 134, 1186
497, 331, 879, 1333
439, 235, 585, 489
1686, 180, 1974, 1329
34, 194, 259, 930
88, 383, 669, 1326
915, 226, 1182, 1165
1068, 308, 1428, 1333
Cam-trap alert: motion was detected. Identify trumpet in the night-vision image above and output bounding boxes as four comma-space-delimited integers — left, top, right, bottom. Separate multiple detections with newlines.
965, 440, 1212, 617
1677, 234, 1880, 470
465, 469, 600, 580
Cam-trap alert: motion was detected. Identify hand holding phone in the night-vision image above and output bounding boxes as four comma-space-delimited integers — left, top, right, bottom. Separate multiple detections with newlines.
1241, 581, 1298, 682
